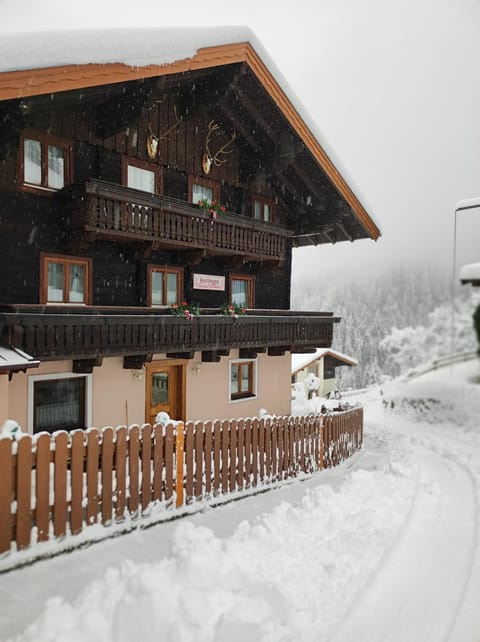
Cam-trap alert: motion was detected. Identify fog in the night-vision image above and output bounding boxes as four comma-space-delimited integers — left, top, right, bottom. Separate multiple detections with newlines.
2, 0, 480, 283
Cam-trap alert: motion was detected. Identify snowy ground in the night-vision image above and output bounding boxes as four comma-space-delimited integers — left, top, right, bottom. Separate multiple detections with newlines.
1, 358, 480, 642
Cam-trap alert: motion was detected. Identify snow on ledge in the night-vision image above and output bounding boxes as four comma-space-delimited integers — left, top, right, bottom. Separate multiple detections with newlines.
455, 197, 480, 212
459, 262, 480, 282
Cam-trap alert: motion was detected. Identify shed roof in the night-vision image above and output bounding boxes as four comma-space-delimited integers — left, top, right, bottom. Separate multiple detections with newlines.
0, 346, 40, 375
291, 348, 357, 375
0, 27, 380, 242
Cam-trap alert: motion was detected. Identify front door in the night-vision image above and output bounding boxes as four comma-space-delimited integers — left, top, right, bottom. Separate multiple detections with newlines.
146, 362, 185, 425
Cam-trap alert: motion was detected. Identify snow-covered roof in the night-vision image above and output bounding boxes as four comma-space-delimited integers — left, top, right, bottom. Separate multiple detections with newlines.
459, 262, 480, 285
0, 27, 380, 242
291, 348, 357, 374
0, 27, 253, 73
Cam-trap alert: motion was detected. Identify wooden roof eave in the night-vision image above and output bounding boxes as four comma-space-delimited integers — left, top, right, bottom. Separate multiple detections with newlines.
0, 42, 380, 241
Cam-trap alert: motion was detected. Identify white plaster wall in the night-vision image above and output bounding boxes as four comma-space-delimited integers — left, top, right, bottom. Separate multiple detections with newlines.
2, 351, 293, 433
92, 357, 145, 428
186, 350, 291, 422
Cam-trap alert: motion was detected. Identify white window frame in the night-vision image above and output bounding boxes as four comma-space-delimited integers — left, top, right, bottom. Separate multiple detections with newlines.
27, 372, 93, 434
228, 358, 258, 404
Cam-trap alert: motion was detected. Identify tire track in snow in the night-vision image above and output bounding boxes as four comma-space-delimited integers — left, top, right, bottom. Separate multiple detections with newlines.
331, 449, 477, 642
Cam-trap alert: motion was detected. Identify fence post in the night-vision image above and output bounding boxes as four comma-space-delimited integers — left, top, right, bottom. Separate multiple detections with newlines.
175, 422, 185, 508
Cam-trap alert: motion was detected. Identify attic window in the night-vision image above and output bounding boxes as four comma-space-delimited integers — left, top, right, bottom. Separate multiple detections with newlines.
252, 196, 274, 222
122, 156, 162, 193
188, 175, 220, 204
20, 132, 72, 193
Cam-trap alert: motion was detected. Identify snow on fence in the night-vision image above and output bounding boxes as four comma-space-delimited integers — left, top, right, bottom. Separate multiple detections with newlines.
0, 408, 363, 555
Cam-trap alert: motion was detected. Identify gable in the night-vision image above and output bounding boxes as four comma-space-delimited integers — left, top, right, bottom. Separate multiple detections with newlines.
0, 29, 380, 245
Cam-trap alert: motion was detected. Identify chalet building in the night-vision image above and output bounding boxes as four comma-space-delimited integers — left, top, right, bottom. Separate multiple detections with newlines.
291, 349, 357, 398
0, 28, 380, 433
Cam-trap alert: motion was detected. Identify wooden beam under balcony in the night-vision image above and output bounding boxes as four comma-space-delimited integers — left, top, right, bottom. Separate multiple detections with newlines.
67, 179, 291, 263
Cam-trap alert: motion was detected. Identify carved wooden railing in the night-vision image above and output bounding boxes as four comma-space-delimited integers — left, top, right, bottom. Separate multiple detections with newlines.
0, 307, 338, 360
68, 180, 291, 262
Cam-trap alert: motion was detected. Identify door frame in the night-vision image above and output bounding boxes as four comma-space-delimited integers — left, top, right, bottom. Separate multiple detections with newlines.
145, 359, 187, 423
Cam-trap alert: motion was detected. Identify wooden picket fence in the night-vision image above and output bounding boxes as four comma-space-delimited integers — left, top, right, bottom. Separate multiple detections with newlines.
0, 407, 363, 555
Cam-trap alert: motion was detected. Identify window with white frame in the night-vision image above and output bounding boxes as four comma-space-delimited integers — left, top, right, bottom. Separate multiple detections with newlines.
29, 373, 92, 434
229, 359, 257, 401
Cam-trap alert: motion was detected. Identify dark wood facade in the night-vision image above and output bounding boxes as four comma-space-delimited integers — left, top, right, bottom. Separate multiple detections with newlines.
0, 50, 377, 364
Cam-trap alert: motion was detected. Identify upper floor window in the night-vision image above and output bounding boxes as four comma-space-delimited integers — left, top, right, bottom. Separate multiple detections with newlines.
230, 275, 255, 308
188, 175, 220, 205
147, 266, 183, 306
20, 132, 72, 193
40, 253, 92, 305
252, 196, 274, 223
122, 157, 162, 194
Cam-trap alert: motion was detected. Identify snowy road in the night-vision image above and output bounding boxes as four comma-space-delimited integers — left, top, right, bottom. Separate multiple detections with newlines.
1, 361, 480, 642
334, 437, 479, 642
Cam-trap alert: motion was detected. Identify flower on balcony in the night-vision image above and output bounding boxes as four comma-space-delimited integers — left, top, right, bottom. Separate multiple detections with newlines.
170, 301, 200, 319
198, 198, 227, 220
219, 302, 246, 317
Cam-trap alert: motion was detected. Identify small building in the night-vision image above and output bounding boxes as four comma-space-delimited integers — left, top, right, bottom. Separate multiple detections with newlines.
291, 349, 357, 398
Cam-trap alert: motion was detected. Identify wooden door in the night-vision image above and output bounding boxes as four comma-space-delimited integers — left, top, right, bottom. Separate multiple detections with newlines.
146, 362, 185, 425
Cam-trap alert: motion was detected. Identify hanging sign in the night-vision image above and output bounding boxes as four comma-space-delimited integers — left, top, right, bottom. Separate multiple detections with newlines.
193, 273, 225, 291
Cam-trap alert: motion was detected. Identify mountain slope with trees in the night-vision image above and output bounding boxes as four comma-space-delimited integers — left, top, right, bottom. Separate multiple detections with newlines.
291, 266, 479, 390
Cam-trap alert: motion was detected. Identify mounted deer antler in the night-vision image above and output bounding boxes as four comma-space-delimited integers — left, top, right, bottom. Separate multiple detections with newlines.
202, 120, 237, 175
146, 106, 183, 160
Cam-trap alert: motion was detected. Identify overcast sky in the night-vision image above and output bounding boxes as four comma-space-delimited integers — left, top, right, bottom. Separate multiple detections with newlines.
2, 0, 480, 283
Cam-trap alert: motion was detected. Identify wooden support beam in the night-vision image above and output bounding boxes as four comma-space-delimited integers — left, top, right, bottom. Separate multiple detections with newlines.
238, 348, 259, 359
166, 351, 195, 360
201, 351, 221, 363
336, 221, 353, 242
73, 357, 103, 374
123, 354, 152, 369
181, 249, 207, 267
267, 346, 289, 357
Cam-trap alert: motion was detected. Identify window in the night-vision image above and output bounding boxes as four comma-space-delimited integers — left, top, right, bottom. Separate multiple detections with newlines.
41, 254, 91, 305
230, 360, 257, 401
252, 196, 275, 222
230, 275, 255, 308
188, 175, 220, 204
20, 132, 72, 192
147, 266, 183, 306
30, 374, 92, 434
122, 157, 162, 193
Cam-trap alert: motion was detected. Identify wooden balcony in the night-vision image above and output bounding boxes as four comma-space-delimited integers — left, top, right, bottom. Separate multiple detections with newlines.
67, 180, 291, 262
0, 306, 338, 363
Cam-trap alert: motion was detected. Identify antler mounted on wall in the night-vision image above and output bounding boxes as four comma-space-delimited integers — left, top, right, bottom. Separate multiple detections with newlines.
146, 105, 183, 160
202, 120, 237, 175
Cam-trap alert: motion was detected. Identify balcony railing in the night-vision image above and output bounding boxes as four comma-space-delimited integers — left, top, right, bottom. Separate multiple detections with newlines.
67, 180, 292, 262
0, 307, 338, 361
